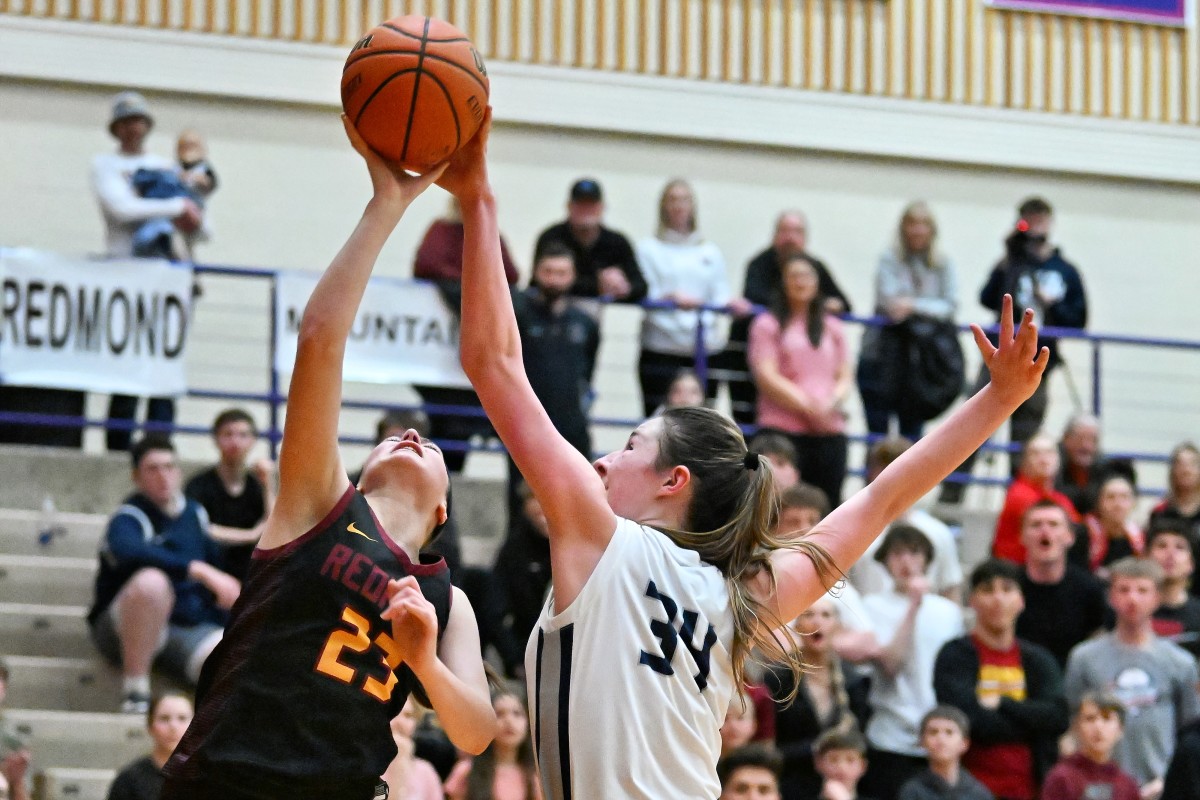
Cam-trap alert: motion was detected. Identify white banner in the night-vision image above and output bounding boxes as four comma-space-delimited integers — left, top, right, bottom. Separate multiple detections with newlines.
274, 272, 470, 389
0, 249, 192, 395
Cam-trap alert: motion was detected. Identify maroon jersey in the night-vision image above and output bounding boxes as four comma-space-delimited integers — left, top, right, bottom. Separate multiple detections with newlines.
165, 485, 451, 789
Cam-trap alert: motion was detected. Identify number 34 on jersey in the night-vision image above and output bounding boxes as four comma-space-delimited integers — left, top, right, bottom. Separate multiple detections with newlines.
638, 580, 718, 692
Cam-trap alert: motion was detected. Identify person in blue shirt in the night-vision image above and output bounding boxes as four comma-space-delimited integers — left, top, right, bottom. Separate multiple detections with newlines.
88, 435, 240, 714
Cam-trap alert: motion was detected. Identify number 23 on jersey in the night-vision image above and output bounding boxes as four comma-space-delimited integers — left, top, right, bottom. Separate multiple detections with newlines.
315, 605, 403, 702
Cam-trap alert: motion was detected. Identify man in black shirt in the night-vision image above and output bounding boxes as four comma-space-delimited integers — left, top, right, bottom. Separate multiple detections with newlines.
719, 210, 852, 424
1016, 500, 1108, 668
511, 242, 600, 481
185, 408, 274, 581
532, 178, 647, 304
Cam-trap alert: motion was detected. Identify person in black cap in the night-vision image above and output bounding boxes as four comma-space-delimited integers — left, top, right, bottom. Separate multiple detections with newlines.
532, 177, 647, 306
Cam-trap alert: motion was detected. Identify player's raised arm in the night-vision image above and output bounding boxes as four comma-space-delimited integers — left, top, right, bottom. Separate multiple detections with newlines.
260, 120, 444, 547
438, 112, 617, 600
764, 295, 1049, 622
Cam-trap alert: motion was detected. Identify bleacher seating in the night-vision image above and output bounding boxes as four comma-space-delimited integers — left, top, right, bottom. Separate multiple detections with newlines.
0, 456, 137, 799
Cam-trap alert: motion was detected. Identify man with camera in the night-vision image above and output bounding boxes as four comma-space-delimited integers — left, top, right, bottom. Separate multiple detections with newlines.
941, 197, 1088, 502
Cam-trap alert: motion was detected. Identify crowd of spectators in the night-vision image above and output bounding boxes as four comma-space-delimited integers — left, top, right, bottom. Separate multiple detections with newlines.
3, 89, 1200, 800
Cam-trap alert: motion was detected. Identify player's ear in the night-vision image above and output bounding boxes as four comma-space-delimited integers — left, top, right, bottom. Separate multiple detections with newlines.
659, 465, 692, 498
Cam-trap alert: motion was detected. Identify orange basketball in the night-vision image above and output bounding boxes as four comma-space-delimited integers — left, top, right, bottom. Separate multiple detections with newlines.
341, 16, 489, 172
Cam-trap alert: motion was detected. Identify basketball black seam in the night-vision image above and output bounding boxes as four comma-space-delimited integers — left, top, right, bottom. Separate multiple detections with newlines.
419, 70, 462, 153
351, 67, 419, 130
343, 51, 488, 92
381, 21, 468, 44
398, 16, 432, 164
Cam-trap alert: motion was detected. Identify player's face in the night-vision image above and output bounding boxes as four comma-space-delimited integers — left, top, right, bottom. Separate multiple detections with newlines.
359, 429, 449, 519
593, 418, 670, 522
720, 766, 780, 800
493, 695, 528, 750
134, 450, 183, 509
970, 578, 1025, 633
1020, 507, 1073, 563
149, 695, 193, 754
215, 420, 256, 465
1075, 701, 1123, 759
921, 719, 969, 763
1149, 533, 1193, 581
1108, 576, 1159, 624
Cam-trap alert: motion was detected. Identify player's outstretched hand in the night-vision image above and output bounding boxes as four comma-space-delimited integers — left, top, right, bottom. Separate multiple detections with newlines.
342, 115, 445, 214
435, 106, 492, 203
381, 576, 439, 673
970, 293, 1049, 407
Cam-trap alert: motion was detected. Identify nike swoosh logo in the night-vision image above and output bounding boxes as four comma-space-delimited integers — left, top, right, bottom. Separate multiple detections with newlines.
347, 522, 374, 542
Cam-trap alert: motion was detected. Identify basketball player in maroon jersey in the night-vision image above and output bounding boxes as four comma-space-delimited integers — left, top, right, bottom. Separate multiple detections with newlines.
160, 121, 496, 800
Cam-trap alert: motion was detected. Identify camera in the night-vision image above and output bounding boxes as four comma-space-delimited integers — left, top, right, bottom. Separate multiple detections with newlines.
1005, 220, 1047, 264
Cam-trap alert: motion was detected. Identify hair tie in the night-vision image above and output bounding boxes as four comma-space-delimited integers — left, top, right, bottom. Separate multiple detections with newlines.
743, 452, 760, 471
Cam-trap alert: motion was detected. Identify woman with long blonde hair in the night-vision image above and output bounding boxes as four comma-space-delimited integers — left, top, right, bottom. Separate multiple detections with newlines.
430, 112, 1045, 800
861, 201, 959, 440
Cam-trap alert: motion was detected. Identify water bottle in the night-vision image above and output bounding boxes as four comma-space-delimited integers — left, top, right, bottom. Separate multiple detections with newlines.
36, 494, 65, 548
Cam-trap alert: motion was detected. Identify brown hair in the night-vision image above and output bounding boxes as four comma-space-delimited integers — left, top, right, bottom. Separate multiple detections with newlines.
654, 406, 836, 701
146, 690, 193, 728
211, 407, 256, 437
921, 704, 971, 738
865, 436, 913, 475
1168, 442, 1200, 498
779, 483, 830, 519
814, 727, 868, 757
1020, 498, 1071, 528
465, 683, 537, 800
1077, 690, 1126, 725
1107, 556, 1165, 591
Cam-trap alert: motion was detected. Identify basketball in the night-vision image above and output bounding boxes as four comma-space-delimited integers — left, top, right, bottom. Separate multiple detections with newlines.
341, 16, 489, 172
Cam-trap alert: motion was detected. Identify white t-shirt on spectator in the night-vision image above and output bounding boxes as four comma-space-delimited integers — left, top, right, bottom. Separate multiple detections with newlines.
91, 150, 188, 257
862, 590, 963, 756
850, 509, 963, 597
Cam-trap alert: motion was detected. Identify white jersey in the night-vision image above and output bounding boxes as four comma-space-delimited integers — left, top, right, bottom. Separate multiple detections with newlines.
525, 517, 735, 800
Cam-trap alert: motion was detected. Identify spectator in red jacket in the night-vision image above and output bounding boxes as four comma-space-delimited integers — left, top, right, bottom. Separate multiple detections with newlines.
413, 198, 519, 285
992, 433, 1080, 564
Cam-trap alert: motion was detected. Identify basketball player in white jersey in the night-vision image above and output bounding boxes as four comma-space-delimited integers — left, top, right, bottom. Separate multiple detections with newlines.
428, 112, 1048, 800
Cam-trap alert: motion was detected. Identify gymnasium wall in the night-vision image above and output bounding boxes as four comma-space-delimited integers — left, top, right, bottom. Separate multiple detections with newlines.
0, 17, 1197, 490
